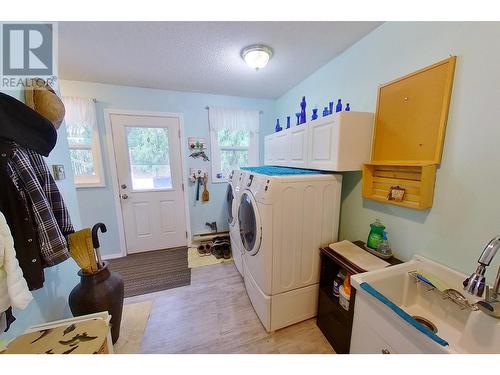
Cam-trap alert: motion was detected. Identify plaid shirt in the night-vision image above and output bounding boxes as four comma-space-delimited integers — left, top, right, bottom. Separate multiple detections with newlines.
7, 145, 74, 266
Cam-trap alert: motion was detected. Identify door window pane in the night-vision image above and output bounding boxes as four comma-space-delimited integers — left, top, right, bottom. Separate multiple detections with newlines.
220, 150, 248, 180
126, 127, 172, 190
70, 149, 96, 176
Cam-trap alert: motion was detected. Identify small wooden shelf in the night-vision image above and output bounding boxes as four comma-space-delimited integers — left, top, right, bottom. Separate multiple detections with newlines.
362, 163, 437, 210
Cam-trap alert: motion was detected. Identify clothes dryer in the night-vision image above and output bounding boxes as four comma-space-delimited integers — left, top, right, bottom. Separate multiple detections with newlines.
238, 166, 342, 331
226, 169, 245, 276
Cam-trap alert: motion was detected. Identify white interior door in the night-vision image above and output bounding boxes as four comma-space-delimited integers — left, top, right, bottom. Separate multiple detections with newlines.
110, 113, 187, 254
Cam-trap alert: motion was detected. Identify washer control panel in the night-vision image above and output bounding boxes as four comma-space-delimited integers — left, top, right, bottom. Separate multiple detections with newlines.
264, 179, 270, 192
247, 174, 254, 187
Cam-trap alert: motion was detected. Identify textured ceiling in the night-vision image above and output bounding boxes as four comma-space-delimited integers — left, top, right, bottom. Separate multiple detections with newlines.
59, 22, 382, 98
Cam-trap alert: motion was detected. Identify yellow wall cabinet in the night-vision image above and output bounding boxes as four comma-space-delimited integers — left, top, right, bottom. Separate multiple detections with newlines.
362, 56, 456, 209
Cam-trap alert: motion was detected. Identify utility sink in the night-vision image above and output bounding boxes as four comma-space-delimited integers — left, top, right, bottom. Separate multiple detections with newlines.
350, 255, 500, 354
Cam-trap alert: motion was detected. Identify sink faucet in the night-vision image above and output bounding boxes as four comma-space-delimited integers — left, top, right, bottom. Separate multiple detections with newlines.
464, 236, 500, 318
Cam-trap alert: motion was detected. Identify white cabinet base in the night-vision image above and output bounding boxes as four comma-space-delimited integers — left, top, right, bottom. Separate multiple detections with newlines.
350, 290, 446, 354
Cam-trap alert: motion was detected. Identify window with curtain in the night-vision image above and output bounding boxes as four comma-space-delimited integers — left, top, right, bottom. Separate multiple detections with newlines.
209, 107, 260, 182
62, 96, 105, 187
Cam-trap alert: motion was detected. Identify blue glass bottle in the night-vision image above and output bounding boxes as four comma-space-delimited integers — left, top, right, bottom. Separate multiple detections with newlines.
329, 101, 334, 115
275, 118, 281, 132
323, 107, 329, 117
345, 103, 350, 112
286, 116, 291, 129
336, 99, 342, 113
300, 96, 307, 124
295, 112, 301, 126
311, 108, 318, 121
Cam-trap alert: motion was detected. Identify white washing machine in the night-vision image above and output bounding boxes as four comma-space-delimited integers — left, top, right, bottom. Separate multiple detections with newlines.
226, 169, 245, 276
238, 167, 342, 332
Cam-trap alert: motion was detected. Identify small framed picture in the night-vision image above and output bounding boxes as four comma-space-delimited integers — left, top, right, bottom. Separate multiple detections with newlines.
387, 186, 405, 202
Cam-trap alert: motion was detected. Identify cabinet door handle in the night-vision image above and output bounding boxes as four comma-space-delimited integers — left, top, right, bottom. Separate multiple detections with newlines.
381, 348, 390, 354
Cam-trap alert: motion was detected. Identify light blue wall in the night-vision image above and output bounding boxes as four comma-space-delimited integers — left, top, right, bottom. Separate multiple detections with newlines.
60, 80, 275, 256
275, 22, 500, 280
0, 86, 82, 341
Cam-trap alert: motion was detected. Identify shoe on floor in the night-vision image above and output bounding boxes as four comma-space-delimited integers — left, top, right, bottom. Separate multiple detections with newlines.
197, 245, 206, 256
205, 242, 212, 255
211, 245, 223, 259
197, 242, 212, 256
222, 245, 231, 259
212, 236, 230, 246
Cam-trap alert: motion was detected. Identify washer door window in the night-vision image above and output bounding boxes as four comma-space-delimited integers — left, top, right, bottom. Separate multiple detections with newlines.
226, 183, 236, 226
238, 191, 261, 256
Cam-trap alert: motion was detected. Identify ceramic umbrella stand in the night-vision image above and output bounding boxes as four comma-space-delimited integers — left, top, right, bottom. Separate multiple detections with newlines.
69, 262, 124, 344
68, 223, 124, 344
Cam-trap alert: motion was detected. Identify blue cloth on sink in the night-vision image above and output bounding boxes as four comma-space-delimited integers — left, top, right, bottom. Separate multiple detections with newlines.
360, 282, 449, 347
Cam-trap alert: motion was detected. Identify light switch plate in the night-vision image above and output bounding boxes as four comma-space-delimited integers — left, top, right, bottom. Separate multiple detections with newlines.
52, 164, 66, 180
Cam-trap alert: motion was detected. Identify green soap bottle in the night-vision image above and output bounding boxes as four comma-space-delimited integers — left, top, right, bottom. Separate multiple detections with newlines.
367, 219, 385, 250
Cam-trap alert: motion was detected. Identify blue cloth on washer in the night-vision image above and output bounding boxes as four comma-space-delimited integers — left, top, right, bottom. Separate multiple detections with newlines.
359, 282, 449, 347
240, 166, 329, 176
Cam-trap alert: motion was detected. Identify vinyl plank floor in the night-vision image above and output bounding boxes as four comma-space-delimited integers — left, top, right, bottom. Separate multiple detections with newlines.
125, 262, 334, 354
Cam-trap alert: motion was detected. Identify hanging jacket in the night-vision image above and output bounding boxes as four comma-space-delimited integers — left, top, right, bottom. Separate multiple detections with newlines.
7, 145, 74, 266
0, 92, 72, 285
0, 210, 33, 313
0, 141, 44, 290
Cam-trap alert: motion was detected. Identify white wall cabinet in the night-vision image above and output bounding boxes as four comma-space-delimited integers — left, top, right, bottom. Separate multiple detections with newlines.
264, 133, 275, 165
264, 112, 374, 171
274, 130, 290, 164
288, 126, 308, 168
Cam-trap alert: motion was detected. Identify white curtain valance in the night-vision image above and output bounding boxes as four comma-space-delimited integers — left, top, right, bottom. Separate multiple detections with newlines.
62, 96, 97, 129
208, 106, 260, 133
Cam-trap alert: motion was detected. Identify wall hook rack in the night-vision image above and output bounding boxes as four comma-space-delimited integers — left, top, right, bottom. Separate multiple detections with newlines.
189, 168, 207, 183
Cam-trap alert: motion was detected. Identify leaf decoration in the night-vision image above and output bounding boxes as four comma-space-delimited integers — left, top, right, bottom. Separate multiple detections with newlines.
189, 151, 210, 161
62, 346, 78, 354
63, 324, 76, 336
59, 332, 98, 345
31, 329, 51, 344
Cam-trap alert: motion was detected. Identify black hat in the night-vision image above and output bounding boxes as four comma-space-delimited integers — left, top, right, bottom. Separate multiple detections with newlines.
0, 92, 57, 156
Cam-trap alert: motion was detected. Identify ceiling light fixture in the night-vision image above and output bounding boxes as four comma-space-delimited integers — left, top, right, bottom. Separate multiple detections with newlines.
241, 44, 273, 70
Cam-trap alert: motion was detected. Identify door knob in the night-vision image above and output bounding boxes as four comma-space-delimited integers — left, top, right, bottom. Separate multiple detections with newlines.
121, 184, 127, 189
121, 194, 128, 199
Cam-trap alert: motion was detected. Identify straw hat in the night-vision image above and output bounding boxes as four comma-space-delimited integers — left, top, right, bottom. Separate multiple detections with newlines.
25, 78, 65, 129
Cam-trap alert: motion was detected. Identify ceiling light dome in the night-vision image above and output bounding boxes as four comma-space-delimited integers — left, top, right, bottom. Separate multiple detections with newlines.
241, 44, 273, 70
